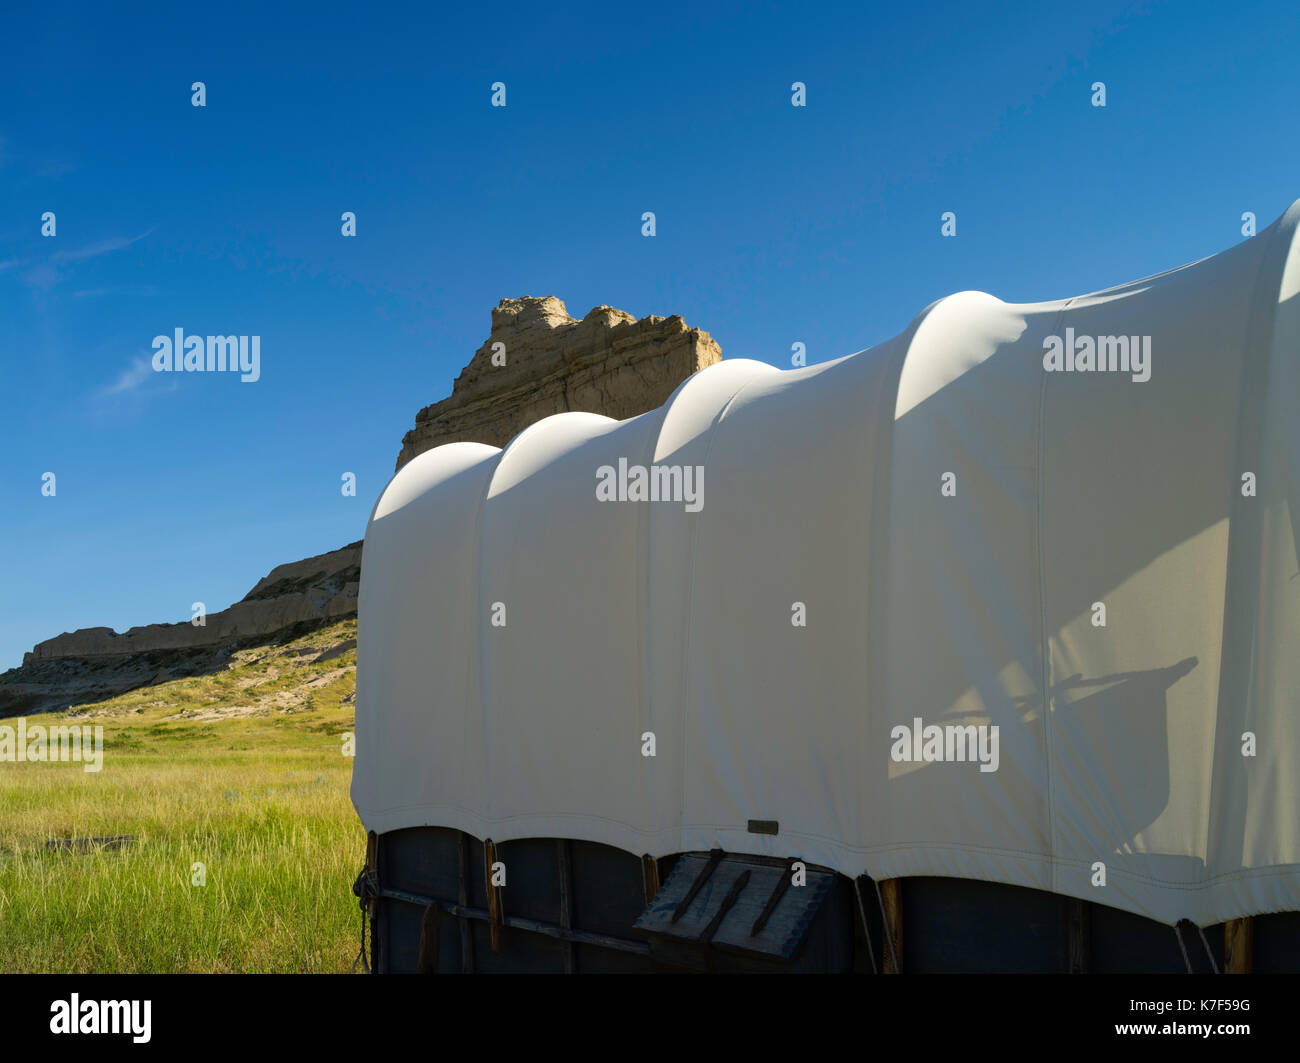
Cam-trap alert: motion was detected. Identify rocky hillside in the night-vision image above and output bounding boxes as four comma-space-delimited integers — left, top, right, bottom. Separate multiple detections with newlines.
62, 616, 358, 724
0, 543, 360, 718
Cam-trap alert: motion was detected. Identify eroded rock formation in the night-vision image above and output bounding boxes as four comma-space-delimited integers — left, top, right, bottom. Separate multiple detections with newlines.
396, 296, 721, 470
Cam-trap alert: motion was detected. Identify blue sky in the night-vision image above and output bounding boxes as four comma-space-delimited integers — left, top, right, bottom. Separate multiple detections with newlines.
1, 0, 1296, 670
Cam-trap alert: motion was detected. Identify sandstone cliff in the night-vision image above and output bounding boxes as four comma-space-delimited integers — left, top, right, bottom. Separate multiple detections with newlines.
396, 296, 721, 470
22, 542, 361, 664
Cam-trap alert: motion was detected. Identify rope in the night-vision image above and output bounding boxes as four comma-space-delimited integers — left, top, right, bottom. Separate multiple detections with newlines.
350, 906, 369, 974
351, 865, 378, 974
851, 877, 878, 974
873, 878, 900, 974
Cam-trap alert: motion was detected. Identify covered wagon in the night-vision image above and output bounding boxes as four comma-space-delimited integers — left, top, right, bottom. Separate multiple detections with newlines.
351, 201, 1300, 972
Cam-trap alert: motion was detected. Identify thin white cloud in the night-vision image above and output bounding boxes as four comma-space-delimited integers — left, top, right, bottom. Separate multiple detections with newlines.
72, 284, 159, 298
51, 229, 153, 264
103, 356, 154, 396
1, 229, 156, 299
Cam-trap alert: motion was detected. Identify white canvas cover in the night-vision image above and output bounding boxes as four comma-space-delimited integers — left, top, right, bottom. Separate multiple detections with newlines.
352, 201, 1300, 927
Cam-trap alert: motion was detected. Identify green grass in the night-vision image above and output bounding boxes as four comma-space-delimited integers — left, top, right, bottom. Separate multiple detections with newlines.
0, 619, 366, 973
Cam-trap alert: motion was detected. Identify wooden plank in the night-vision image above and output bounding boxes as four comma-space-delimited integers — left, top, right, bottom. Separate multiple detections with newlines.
557, 839, 575, 973
485, 838, 504, 954
641, 853, 660, 904
636, 853, 834, 961
1224, 917, 1253, 974
457, 831, 474, 973
879, 878, 903, 974
672, 848, 725, 922
1067, 898, 1090, 973
751, 857, 798, 936
379, 887, 650, 956
416, 902, 441, 974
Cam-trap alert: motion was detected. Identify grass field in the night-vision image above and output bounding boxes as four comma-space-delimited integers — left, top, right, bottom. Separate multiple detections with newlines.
0, 619, 366, 973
